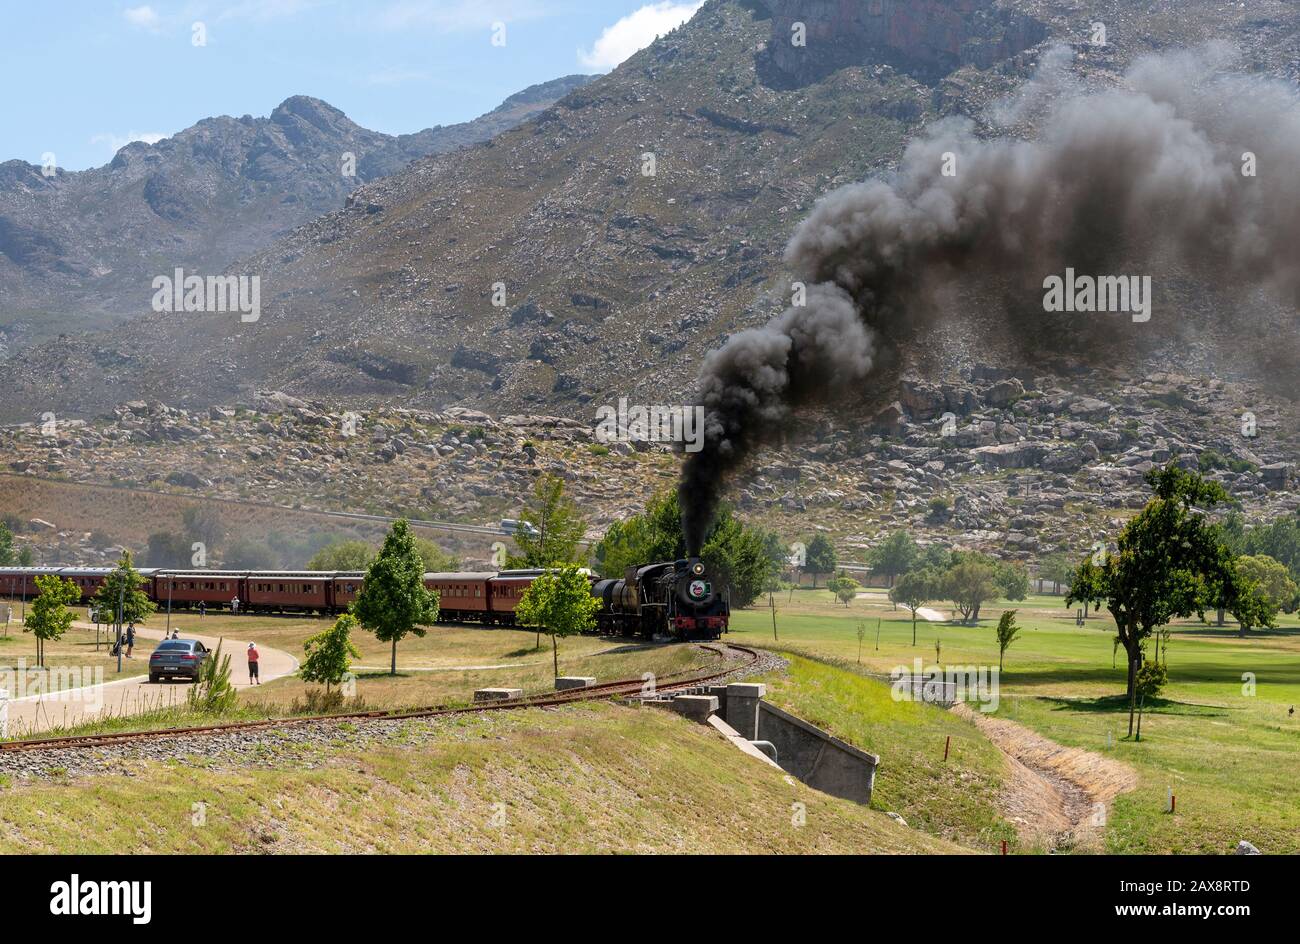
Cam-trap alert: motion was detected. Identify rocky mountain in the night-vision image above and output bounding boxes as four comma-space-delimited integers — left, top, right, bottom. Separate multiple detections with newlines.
4, 0, 1299, 425
3, 362, 1295, 569
0, 74, 594, 353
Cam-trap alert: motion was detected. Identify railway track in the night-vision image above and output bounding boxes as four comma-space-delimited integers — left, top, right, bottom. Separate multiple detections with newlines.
0, 643, 759, 754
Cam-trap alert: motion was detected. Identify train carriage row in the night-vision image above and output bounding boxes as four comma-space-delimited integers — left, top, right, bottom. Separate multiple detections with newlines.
0, 558, 730, 640
0, 567, 592, 620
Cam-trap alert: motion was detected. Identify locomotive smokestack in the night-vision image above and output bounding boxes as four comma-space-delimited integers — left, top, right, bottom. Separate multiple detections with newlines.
680, 46, 1300, 546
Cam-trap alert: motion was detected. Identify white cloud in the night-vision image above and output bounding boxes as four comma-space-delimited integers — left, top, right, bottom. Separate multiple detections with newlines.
578, 1, 702, 71
123, 5, 162, 31
91, 130, 169, 154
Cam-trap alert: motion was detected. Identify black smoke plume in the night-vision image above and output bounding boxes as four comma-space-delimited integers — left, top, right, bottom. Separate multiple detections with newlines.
680, 46, 1300, 553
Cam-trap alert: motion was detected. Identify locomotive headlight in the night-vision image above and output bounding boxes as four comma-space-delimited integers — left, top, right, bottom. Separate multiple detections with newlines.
692, 562, 704, 576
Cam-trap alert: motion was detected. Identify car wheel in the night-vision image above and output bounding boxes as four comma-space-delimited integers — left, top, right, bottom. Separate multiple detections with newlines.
149, 673, 160, 684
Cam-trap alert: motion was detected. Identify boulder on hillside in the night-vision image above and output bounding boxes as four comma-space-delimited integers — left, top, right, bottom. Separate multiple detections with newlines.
165, 470, 211, 489
254, 390, 308, 413
1259, 462, 1293, 491
870, 401, 906, 436
984, 378, 1025, 407
971, 442, 1046, 470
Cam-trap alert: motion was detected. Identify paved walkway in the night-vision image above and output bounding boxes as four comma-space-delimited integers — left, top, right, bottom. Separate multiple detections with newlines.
855, 591, 947, 621
1, 621, 297, 737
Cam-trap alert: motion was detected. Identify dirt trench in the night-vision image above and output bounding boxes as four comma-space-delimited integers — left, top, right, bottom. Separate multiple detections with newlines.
952, 702, 1138, 852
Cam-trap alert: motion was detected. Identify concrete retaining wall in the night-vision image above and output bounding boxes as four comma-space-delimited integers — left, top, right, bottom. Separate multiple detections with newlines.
680, 682, 880, 806
755, 701, 880, 805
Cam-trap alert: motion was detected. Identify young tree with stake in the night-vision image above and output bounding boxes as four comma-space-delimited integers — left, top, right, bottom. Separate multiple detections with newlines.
25, 575, 80, 667
995, 609, 1021, 672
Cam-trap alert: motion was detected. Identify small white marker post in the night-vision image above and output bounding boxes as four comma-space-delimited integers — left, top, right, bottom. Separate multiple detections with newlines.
0, 687, 8, 739
1166, 786, 1176, 814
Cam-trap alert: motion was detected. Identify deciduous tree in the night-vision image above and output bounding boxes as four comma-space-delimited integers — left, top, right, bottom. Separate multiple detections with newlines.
1233, 554, 1296, 626
995, 562, 1030, 602
301, 613, 363, 693
307, 539, 374, 571
510, 473, 587, 567
868, 530, 918, 588
1067, 465, 1236, 736
353, 520, 440, 676
0, 522, 16, 566
944, 553, 999, 625
890, 568, 940, 645
828, 574, 861, 607
804, 534, 837, 588
592, 491, 773, 607
516, 566, 599, 677
91, 551, 156, 632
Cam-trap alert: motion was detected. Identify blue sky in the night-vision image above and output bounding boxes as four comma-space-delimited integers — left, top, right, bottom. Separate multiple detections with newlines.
1, 1, 704, 171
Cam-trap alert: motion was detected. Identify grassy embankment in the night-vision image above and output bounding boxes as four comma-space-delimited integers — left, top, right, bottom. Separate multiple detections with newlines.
731, 588, 1300, 854
0, 702, 964, 854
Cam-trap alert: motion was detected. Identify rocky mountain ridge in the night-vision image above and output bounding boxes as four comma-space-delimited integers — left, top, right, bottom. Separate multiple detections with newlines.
3, 363, 1295, 570
0, 74, 594, 352
5, 0, 1298, 425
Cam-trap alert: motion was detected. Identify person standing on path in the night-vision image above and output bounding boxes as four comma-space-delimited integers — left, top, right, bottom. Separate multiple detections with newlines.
125, 622, 136, 658
247, 642, 260, 684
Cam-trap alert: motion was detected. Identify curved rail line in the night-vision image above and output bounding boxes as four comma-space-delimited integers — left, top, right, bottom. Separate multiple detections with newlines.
0, 643, 759, 754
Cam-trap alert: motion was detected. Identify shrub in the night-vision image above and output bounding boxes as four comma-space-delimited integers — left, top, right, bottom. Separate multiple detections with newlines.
289, 689, 369, 715
187, 641, 238, 715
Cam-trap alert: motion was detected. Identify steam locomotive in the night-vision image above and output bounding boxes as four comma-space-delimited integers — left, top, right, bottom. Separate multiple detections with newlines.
0, 557, 730, 641
593, 557, 730, 640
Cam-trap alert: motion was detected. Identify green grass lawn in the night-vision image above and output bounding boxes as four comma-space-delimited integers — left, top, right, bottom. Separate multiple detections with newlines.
731, 588, 1300, 854
759, 655, 1018, 853
244, 633, 716, 713
2, 617, 722, 741
0, 623, 149, 692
